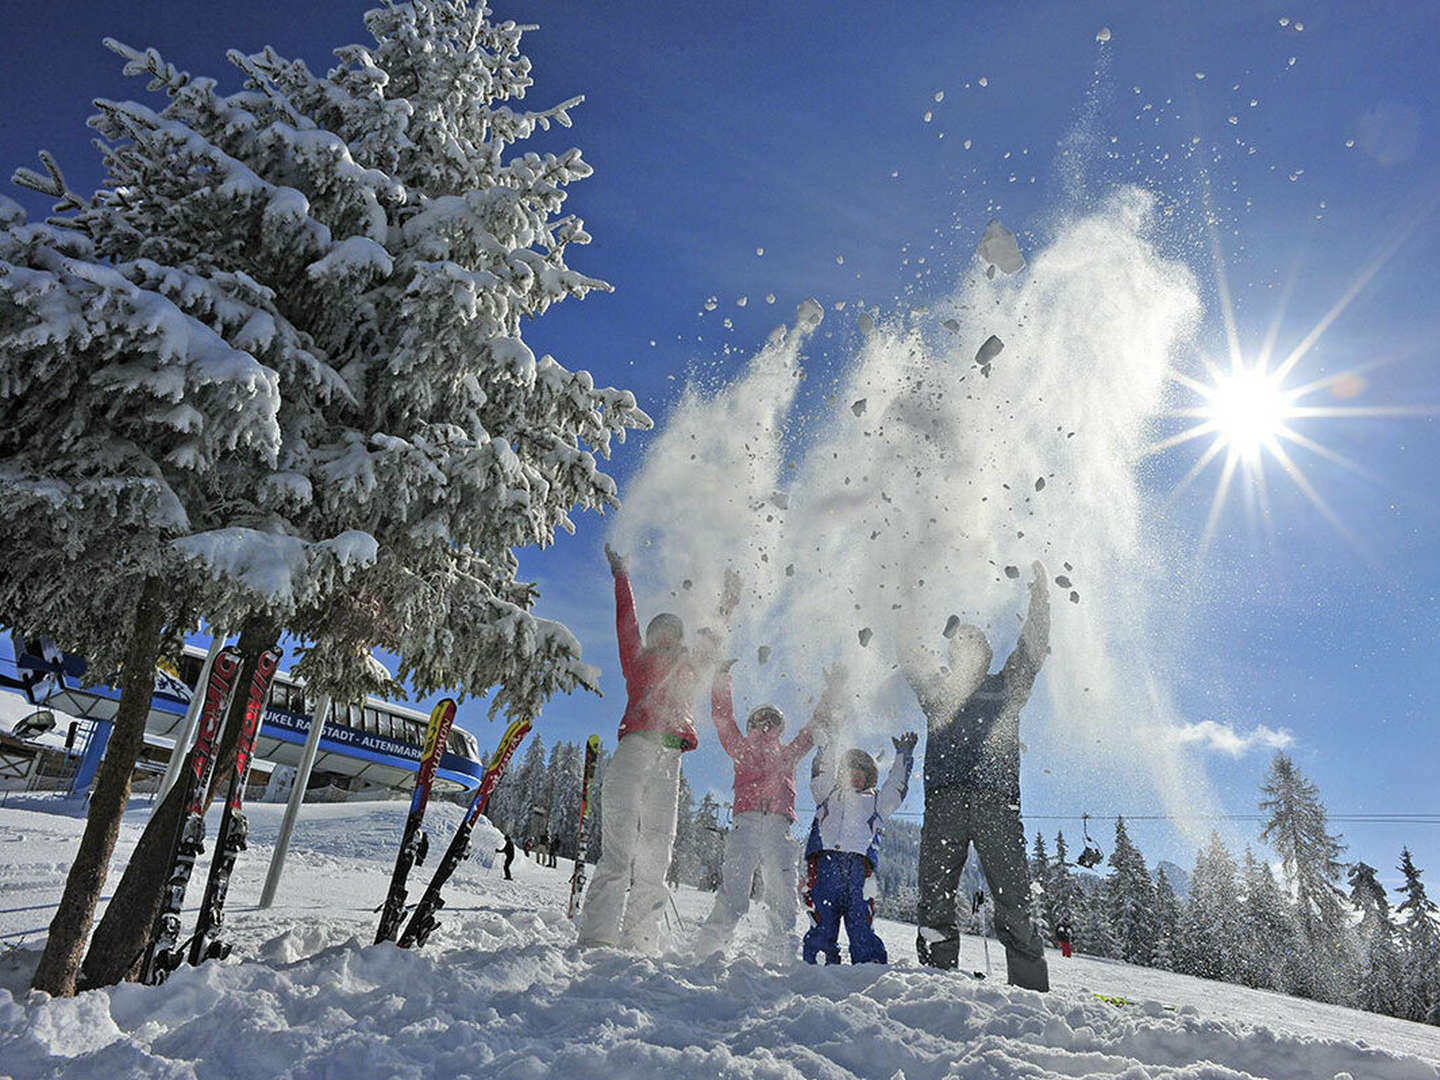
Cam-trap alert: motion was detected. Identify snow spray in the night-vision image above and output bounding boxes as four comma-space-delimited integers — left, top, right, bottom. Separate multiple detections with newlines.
612, 188, 1216, 828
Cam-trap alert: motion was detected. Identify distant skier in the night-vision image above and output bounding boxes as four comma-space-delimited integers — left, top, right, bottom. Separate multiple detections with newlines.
496, 835, 515, 880
1054, 917, 1073, 958
690, 663, 835, 961
802, 703, 916, 965
902, 561, 1052, 991
576, 545, 734, 953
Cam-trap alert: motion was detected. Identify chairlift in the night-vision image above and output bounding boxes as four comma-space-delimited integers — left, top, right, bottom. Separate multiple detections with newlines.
1076, 812, 1105, 869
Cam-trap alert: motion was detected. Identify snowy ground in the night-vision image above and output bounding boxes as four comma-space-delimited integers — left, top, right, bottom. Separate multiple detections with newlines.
1, 799, 1437, 1079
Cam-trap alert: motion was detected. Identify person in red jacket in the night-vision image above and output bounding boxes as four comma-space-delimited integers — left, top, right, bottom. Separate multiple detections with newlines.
576, 544, 733, 953
690, 663, 838, 961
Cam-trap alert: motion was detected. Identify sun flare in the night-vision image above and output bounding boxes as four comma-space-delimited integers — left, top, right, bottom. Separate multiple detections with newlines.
1200, 368, 1294, 459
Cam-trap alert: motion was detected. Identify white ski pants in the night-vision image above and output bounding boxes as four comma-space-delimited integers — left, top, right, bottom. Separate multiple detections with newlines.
696, 811, 799, 953
577, 732, 680, 952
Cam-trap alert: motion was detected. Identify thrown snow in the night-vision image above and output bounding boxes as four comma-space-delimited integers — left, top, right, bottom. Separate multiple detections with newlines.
977, 219, 1025, 274
1, 801, 1437, 1079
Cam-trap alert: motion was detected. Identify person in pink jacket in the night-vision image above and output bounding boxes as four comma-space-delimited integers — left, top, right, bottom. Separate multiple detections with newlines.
577, 545, 732, 953
690, 663, 842, 961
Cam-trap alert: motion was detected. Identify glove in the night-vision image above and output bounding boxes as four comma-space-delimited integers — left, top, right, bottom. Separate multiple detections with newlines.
1029, 560, 1049, 595
892, 731, 918, 757
604, 543, 627, 576
719, 657, 739, 674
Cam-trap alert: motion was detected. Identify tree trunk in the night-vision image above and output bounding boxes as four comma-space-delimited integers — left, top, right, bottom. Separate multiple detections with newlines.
78, 616, 277, 989
31, 575, 168, 997
76, 781, 185, 989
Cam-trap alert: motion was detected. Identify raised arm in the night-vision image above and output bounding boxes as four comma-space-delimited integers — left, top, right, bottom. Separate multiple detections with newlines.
1001, 561, 1050, 705
876, 732, 917, 818
783, 722, 815, 768
711, 667, 743, 759
810, 736, 838, 805
608, 545, 642, 682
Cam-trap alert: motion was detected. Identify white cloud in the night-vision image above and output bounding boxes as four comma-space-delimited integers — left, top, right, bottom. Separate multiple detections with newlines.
1171, 720, 1294, 757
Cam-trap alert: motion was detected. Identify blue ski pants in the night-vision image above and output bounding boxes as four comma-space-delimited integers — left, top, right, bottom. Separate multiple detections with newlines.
802, 850, 887, 964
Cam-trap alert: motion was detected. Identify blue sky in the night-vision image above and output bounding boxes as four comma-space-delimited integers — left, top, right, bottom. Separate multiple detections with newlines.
2, 1, 1437, 888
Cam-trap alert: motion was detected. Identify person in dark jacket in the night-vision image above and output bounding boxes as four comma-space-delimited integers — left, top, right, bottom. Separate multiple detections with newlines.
902, 562, 1052, 991
497, 835, 516, 880
1054, 917, 1073, 958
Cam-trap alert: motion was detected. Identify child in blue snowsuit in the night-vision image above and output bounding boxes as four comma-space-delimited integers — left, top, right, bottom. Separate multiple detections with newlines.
802, 731, 916, 964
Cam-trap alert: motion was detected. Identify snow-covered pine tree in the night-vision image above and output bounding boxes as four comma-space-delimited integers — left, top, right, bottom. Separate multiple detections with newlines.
1105, 816, 1157, 966
1177, 832, 1241, 982
1029, 830, 1052, 941
1259, 753, 1350, 1003
512, 733, 549, 845
17, 0, 648, 993
1050, 830, 1080, 928
1237, 846, 1297, 993
64, 6, 650, 716
547, 740, 582, 861
694, 791, 726, 892
0, 193, 291, 996
1075, 881, 1117, 959
1347, 860, 1401, 1015
1394, 847, 1440, 1024
669, 771, 698, 887
486, 758, 523, 838
1151, 866, 1182, 971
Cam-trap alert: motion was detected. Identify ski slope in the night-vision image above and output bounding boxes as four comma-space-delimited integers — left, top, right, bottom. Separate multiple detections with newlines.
1, 798, 1437, 1079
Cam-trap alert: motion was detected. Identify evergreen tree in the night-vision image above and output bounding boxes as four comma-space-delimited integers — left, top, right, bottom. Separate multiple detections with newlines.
547, 741, 583, 861
1105, 816, 1157, 966
1237, 847, 1297, 993
7, 0, 648, 994
694, 791, 726, 891
0, 193, 288, 995
1394, 848, 1440, 1024
1177, 832, 1240, 982
1029, 830, 1052, 940
1347, 860, 1401, 1015
1050, 830, 1080, 927
1075, 883, 1117, 959
669, 771, 697, 887
1151, 866, 1182, 971
512, 733, 549, 845
1260, 753, 1350, 1003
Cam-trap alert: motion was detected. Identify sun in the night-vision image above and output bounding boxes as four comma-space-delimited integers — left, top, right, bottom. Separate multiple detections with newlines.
1150, 350, 1419, 558
1197, 367, 1295, 461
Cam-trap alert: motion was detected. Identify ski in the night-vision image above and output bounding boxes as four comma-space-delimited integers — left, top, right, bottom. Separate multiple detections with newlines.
187, 647, 282, 967
398, 715, 532, 948
375, 698, 457, 943
566, 734, 601, 919
138, 647, 243, 985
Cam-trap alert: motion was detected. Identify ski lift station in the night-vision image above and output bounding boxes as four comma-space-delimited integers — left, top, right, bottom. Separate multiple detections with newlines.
1, 639, 485, 801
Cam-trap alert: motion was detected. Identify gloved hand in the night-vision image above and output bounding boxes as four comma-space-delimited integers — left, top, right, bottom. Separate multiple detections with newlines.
892, 731, 918, 756
719, 657, 739, 674
604, 543, 627, 576
1029, 560, 1049, 598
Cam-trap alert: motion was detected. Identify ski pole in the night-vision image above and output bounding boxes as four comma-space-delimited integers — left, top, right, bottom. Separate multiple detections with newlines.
667, 890, 687, 932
